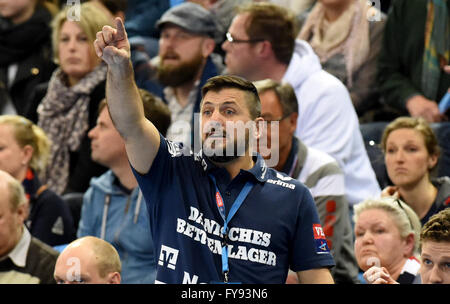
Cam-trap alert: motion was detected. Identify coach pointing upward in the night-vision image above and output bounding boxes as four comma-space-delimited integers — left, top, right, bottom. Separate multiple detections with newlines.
94, 18, 335, 284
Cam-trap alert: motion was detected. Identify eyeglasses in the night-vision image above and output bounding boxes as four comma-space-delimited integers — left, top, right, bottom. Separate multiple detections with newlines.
261, 113, 291, 124
225, 32, 264, 44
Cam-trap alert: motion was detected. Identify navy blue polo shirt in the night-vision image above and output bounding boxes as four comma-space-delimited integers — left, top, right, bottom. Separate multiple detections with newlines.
132, 134, 335, 284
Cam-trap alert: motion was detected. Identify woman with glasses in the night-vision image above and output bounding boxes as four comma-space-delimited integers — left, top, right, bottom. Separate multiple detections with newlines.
354, 197, 422, 284
380, 117, 450, 226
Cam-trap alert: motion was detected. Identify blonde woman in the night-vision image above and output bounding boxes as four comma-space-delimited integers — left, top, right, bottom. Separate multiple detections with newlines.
354, 197, 422, 284
0, 115, 75, 246
381, 117, 450, 225
35, 2, 113, 195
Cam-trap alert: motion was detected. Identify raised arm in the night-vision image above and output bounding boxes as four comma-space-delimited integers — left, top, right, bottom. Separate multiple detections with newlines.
94, 17, 160, 174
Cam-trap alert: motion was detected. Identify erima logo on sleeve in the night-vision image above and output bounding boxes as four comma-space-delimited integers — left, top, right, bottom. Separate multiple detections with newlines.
266, 172, 296, 189
312, 224, 330, 254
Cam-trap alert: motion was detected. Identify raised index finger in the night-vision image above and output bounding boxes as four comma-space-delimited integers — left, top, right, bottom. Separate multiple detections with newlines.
114, 17, 126, 41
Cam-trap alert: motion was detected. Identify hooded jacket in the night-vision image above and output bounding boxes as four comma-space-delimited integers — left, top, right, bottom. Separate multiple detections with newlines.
78, 170, 156, 284
283, 40, 381, 206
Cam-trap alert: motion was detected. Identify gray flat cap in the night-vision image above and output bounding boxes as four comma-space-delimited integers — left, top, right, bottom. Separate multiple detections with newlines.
156, 2, 217, 39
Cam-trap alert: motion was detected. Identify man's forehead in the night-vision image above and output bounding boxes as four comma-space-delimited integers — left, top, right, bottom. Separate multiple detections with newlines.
202, 88, 247, 105
161, 23, 200, 36
422, 241, 450, 255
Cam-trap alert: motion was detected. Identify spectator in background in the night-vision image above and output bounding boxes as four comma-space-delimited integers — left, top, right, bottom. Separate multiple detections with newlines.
92, 0, 127, 22
125, 0, 170, 58
254, 79, 359, 283
380, 117, 450, 225
377, 0, 450, 123
187, 0, 251, 53
419, 208, 450, 284
0, 170, 58, 284
0, 115, 75, 246
298, 0, 386, 122
268, 0, 316, 17
34, 2, 112, 195
0, 0, 58, 119
153, 2, 219, 148
354, 197, 422, 284
54, 236, 121, 284
78, 90, 170, 284
222, 2, 380, 208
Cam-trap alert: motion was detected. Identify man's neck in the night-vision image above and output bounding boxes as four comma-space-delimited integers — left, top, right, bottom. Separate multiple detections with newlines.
173, 80, 196, 108
212, 154, 255, 180
111, 160, 138, 191
274, 139, 293, 172
255, 61, 288, 83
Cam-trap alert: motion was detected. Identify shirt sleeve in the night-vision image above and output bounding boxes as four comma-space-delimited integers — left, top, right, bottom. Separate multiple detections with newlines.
130, 133, 186, 211
289, 187, 336, 272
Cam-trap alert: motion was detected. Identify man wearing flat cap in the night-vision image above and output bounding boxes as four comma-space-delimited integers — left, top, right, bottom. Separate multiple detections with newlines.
155, 2, 219, 149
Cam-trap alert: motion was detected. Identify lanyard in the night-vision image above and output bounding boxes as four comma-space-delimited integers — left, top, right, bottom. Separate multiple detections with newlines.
209, 174, 254, 283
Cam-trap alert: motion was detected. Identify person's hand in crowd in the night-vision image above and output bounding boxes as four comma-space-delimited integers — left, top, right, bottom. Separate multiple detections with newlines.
443, 65, 450, 74
363, 266, 399, 284
381, 186, 399, 198
94, 17, 130, 69
406, 95, 442, 123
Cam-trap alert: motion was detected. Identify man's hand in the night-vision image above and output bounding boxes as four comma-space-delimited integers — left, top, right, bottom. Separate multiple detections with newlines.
406, 95, 442, 123
94, 17, 130, 68
363, 266, 399, 284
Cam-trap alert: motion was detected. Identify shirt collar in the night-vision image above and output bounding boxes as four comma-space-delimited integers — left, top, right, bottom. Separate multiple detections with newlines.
6, 226, 31, 268
163, 79, 201, 108
198, 152, 269, 183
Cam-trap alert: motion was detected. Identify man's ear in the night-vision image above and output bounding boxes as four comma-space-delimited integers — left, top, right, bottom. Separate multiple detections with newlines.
108, 272, 121, 284
202, 37, 216, 57
253, 117, 264, 140
258, 40, 274, 59
288, 112, 298, 135
17, 200, 29, 224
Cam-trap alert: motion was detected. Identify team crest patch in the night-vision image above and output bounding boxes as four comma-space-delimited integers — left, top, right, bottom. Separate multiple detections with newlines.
312, 224, 330, 254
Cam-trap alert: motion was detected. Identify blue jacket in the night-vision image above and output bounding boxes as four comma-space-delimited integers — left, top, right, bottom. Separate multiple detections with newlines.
78, 170, 156, 284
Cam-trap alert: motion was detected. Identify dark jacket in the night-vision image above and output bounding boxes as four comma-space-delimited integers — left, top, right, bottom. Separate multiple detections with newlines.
0, 5, 56, 120
377, 0, 450, 114
0, 235, 59, 284
23, 169, 76, 246
421, 176, 450, 225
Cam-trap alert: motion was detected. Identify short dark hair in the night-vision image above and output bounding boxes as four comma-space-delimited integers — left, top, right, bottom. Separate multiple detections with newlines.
421, 208, 450, 244
253, 79, 298, 117
201, 75, 261, 119
237, 2, 297, 65
101, 89, 171, 136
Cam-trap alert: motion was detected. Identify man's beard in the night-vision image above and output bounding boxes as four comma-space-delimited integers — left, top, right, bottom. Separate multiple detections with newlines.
203, 125, 251, 164
157, 52, 204, 87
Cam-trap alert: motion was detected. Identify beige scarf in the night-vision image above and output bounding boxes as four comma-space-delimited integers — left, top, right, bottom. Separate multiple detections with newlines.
298, 0, 372, 87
